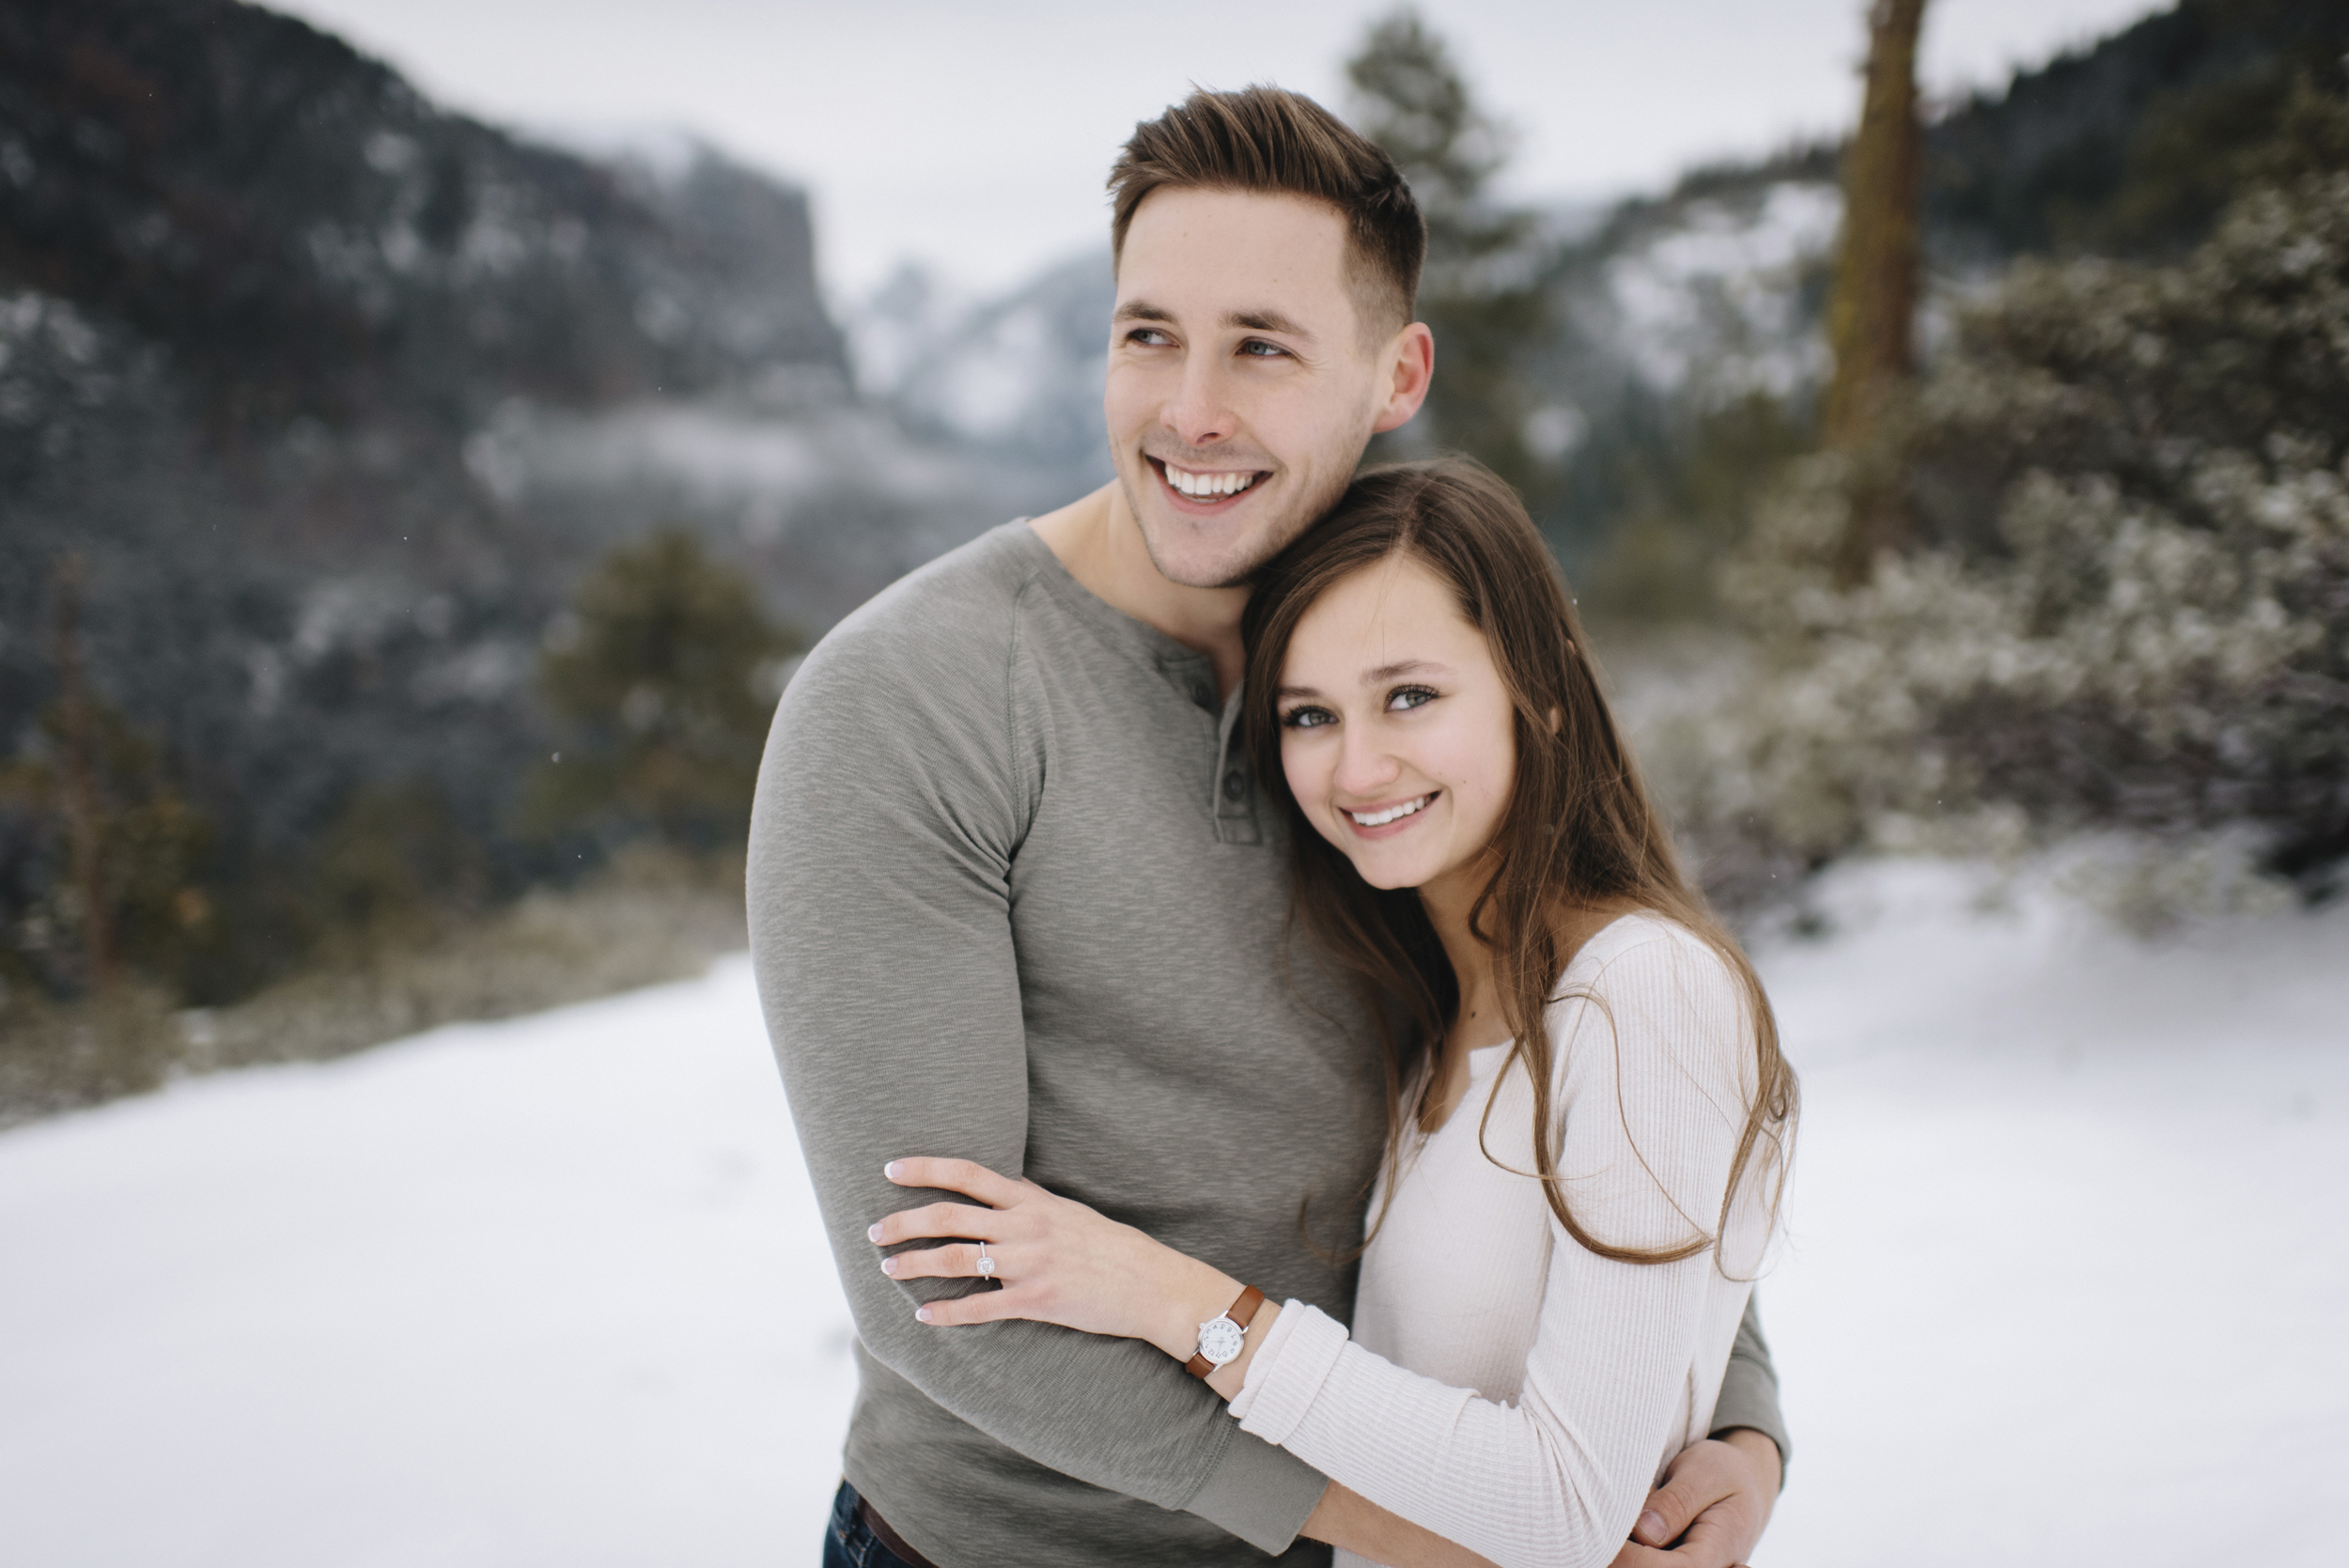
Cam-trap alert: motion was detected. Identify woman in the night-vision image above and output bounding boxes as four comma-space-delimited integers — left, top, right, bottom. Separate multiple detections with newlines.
867, 460, 1797, 1568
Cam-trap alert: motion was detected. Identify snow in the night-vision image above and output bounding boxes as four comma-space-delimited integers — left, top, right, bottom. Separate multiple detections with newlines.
3, 862, 2344, 1566
0, 960, 851, 1568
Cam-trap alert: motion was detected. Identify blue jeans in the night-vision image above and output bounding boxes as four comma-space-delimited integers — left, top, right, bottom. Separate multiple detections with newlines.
824, 1481, 932, 1568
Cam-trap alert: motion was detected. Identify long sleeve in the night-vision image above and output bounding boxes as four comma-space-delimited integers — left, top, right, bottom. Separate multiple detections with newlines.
747, 568, 1327, 1554
1232, 928, 1772, 1568
1712, 1293, 1790, 1476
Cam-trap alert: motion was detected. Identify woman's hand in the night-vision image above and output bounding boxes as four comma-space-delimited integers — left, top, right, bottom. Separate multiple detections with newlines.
869, 1157, 1242, 1364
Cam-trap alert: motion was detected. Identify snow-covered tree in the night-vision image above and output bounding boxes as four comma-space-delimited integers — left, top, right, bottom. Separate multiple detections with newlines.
1664, 167, 2349, 904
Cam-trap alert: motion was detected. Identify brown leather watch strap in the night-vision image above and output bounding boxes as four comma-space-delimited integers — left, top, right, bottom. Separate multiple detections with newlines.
1185, 1283, 1267, 1379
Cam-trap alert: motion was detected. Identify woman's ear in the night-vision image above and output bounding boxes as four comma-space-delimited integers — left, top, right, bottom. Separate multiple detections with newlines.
1547, 705, 1563, 734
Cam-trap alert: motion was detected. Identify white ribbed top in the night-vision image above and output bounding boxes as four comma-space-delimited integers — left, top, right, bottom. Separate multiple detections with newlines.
1229, 915, 1777, 1568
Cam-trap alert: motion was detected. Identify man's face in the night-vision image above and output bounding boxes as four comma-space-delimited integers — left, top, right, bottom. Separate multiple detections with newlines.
1105, 188, 1411, 589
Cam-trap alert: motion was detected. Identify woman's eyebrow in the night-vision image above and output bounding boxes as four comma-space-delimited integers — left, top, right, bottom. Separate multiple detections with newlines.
1364, 660, 1445, 682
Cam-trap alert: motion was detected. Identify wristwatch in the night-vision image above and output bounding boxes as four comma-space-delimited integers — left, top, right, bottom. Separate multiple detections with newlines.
1186, 1284, 1267, 1379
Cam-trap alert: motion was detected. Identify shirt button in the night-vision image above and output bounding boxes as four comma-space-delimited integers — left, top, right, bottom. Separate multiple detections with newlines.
1222, 769, 1247, 801
1191, 680, 1213, 708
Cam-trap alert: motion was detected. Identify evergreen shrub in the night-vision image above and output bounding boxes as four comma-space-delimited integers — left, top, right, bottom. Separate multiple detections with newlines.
1657, 172, 2349, 911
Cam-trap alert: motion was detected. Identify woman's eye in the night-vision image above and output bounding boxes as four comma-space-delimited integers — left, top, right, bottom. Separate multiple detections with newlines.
1387, 686, 1438, 712
1280, 705, 1336, 730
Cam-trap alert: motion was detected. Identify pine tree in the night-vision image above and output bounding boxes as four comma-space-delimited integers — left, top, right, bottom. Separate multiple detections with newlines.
0, 558, 216, 1001
528, 530, 799, 852
1346, 8, 1548, 497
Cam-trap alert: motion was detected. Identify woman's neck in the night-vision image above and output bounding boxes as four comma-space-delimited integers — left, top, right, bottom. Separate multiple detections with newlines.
1418, 862, 1509, 1054
1417, 866, 1638, 1055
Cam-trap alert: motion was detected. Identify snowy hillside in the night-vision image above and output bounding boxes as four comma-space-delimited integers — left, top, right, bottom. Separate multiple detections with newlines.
3, 862, 2343, 1566
844, 248, 1118, 502
1587, 179, 1842, 407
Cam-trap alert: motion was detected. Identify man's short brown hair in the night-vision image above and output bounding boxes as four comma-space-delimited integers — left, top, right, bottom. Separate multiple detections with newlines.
1108, 85, 1426, 343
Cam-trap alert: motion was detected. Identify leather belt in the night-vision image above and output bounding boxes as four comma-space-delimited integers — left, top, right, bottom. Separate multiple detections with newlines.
858, 1496, 945, 1568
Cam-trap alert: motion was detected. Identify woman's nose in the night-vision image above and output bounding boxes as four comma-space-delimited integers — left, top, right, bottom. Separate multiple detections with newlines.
1332, 729, 1402, 797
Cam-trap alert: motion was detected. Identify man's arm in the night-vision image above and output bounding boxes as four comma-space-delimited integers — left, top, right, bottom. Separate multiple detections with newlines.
747, 599, 1326, 1553
1709, 1294, 1790, 1477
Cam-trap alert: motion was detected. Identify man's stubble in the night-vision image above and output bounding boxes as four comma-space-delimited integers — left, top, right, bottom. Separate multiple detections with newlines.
1116, 451, 1365, 592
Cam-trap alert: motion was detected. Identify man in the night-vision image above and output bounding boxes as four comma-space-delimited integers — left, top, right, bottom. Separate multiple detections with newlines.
751, 86, 1787, 1568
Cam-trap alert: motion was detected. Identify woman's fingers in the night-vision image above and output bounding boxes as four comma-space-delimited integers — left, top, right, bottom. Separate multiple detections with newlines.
914, 1286, 1030, 1327
880, 1242, 996, 1281
883, 1156, 1028, 1208
866, 1200, 1000, 1247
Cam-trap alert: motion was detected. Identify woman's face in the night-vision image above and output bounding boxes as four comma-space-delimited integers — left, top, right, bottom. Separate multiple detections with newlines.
1275, 552, 1517, 901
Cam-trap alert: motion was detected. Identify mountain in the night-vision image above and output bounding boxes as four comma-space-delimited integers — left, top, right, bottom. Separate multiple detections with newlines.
0, 0, 1007, 992
845, 249, 1118, 503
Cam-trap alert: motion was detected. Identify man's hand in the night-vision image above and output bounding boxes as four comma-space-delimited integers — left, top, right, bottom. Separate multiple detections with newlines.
1607, 1428, 1781, 1568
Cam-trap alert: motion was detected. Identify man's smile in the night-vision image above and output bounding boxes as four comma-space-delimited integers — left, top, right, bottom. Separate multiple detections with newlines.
1151, 457, 1268, 509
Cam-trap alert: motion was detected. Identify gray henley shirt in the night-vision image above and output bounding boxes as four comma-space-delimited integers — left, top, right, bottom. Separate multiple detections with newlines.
749, 520, 1787, 1568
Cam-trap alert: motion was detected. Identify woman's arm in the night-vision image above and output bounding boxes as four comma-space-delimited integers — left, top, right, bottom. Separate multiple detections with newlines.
1222, 932, 1764, 1568
866, 1157, 1264, 1371
870, 933, 1770, 1568
867, 1163, 1502, 1567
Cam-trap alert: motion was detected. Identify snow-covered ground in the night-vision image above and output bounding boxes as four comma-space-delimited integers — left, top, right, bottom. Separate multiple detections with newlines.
3, 861, 2343, 1567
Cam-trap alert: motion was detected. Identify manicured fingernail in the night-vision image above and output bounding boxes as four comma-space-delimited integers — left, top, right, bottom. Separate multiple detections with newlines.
915, 1305, 932, 1323
884, 1160, 904, 1179
866, 1222, 883, 1243
879, 1256, 897, 1276
1635, 1511, 1665, 1544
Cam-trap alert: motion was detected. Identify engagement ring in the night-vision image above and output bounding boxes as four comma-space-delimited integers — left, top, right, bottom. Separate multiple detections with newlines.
975, 1242, 996, 1278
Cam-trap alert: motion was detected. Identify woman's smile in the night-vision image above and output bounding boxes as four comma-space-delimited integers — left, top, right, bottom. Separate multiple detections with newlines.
1342, 789, 1439, 833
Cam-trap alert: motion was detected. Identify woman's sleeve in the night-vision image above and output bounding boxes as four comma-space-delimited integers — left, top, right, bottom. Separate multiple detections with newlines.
1230, 932, 1757, 1568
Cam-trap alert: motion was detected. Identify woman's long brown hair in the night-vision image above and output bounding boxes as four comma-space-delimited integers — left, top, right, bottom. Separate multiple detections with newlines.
1242, 458, 1797, 1267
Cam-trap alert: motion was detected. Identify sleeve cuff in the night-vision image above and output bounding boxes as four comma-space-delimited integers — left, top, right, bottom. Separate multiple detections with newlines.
1231, 1301, 1351, 1448
1179, 1421, 1332, 1554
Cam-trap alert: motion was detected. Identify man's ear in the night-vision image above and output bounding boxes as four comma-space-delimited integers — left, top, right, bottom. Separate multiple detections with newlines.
1370, 321, 1435, 434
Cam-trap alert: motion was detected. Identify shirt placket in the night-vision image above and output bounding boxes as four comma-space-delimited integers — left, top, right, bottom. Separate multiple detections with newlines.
1159, 654, 1261, 846
1210, 683, 1261, 846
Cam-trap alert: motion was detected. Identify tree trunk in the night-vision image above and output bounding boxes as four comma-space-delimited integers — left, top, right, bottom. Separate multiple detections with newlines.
1822, 0, 1928, 580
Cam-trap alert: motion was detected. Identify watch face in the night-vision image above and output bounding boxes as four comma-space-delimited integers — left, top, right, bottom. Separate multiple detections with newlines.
1197, 1316, 1245, 1366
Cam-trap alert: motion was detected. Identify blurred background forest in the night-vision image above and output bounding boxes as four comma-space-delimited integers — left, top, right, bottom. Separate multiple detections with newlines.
4, 0, 2345, 1124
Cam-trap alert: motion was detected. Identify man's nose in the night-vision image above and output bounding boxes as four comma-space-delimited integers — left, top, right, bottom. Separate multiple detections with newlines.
1163, 353, 1237, 451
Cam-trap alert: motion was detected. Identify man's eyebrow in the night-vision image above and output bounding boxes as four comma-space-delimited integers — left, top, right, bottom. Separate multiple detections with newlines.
1229, 308, 1315, 340
1113, 300, 1174, 323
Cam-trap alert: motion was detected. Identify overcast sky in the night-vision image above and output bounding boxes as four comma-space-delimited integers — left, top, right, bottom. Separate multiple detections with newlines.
270, 0, 2166, 303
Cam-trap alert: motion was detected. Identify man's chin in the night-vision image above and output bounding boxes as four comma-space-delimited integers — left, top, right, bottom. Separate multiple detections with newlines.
1124, 485, 1313, 591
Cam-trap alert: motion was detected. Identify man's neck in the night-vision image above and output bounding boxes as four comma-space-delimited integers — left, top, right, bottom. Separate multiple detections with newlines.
1029, 482, 1252, 697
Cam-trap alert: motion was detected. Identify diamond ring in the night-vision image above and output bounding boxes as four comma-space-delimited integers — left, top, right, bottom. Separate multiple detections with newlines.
974, 1242, 996, 1278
